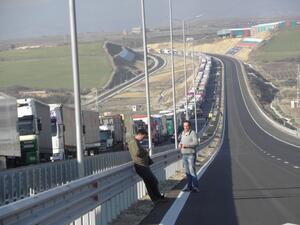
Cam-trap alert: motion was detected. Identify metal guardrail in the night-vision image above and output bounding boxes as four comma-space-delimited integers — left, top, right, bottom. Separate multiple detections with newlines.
0, 151, 131, 206
0, 149, 182, 225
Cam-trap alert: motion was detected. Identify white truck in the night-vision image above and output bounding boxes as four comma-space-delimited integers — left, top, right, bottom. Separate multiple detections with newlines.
49, 104, 75, 161
0, 93, 20, 170
50, 105, 101, 160
17, 98, 52, 165
99, 114, 126, 151
82, 110, 101, 155
99, 125, 113, 151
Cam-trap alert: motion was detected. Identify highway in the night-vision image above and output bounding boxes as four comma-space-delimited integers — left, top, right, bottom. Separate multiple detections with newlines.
141, 56, 300, 225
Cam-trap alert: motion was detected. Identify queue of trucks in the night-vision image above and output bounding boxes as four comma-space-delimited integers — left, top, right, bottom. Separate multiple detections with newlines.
0, 95, 126, 169
130, 55, 212, 144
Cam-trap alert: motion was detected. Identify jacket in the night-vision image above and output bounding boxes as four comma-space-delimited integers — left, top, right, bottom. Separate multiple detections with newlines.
128, 138, 150, 167
180, 130, 198, 154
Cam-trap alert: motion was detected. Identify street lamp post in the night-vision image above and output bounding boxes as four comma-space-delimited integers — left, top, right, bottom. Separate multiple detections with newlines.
191, 39, 198, 133
182, 20, 189, 120
168, 0, 178, 148
68, 0, 84, 177
140, 0, 153, 155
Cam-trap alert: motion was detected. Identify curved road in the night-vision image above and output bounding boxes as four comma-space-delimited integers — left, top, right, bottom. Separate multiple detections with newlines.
141, 55, 300, 225
83, 53, 166, 109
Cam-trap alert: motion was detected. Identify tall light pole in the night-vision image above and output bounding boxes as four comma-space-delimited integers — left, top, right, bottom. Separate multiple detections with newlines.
169, 0, 178, 148
182, 20, 189, 120
68, 0, 84, 177
191, 39, 198, 133
140, 0, 153, 155
297, 64, 300, 108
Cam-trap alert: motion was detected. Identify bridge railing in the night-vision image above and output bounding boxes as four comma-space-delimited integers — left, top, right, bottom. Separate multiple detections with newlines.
0, 149, 182, 225
0, 151, 131, 206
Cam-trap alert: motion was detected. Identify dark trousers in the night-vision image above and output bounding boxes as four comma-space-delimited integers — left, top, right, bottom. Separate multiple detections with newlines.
134, 164, 162, 201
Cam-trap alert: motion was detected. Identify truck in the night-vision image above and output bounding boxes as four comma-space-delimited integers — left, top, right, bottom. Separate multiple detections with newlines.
99, 114, 125, 151
17, 98, 52, 165
0, 93, 20, 170
49, 105, 101, 160
151, 114, 167, 143
82, 110, 101, 155
132, 115, 160, 145
49, 104, 76, 160
159, 110, 185, 142
99, 125, 113, 151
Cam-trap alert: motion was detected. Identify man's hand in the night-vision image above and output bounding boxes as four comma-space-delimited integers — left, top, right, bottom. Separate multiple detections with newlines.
178, 143, 183, 149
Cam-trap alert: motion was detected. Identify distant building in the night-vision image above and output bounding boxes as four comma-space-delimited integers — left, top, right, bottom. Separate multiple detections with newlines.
217, 20, 298, 38
131, 27, 142, 34
131, 27, 149, 34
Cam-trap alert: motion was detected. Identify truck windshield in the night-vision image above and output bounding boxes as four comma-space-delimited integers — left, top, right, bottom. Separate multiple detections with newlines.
51, 121, 57, 137
18, 119, 35, 136
100, 130, 112, 141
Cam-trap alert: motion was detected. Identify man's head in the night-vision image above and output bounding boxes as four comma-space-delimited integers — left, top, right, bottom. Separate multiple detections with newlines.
183, 120, 191, 133
135, 129, 148, 141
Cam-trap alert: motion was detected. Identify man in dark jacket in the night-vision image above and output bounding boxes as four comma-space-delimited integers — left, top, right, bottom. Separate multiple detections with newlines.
128, 129, 165, 203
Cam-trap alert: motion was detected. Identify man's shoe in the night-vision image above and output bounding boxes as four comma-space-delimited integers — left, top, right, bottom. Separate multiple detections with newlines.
192, 187, 200, 192
154, 197, 168, 204
182, 186, 192, 192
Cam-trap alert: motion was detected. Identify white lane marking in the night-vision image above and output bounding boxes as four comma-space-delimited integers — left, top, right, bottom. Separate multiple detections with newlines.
271, 156, 275, 158
284, 161, 289, 164
293, 166, 299, 169
282, 223, 299, 225
234, 59, 300, 149
267, 153, 271, 156
159, 144, 222, 225
160, 58, 226, 224
277, 158, 281, 161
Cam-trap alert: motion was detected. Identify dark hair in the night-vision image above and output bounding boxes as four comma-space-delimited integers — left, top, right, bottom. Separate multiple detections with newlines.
183, 120, 191, 126
136, 129, 148, 135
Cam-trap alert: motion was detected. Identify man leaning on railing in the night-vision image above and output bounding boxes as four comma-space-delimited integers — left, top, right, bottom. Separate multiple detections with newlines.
128, 129, 167, 204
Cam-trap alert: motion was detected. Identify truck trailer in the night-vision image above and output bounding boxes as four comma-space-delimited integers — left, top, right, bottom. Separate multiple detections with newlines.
0, 93, 20, 170
50, 105, 101, 160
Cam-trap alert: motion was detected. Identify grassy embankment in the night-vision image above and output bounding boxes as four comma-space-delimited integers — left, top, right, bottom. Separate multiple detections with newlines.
254, 27, 300, 62
0, 42, 112, 89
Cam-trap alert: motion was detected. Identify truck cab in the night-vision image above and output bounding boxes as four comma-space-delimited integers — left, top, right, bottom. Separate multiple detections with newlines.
49, 104, 65, 161
17, 98, 52, 165
99, 125, 113, 151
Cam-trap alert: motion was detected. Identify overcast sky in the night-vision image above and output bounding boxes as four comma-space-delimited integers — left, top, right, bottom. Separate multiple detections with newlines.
0, 0, 300, 40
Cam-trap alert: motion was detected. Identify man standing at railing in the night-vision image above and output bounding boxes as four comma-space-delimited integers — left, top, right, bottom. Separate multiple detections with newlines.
128, 129, 166, 203
179, 120, 200, 192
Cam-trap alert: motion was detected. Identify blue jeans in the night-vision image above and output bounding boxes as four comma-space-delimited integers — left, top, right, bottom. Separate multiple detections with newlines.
182, 154, 199, 188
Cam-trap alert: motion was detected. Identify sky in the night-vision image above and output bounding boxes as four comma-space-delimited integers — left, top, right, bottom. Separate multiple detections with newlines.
0, 0, 300, 40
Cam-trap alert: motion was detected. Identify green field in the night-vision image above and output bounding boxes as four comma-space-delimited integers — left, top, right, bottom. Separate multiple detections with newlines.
255, 28, 300, 62
0, 42, 112, 89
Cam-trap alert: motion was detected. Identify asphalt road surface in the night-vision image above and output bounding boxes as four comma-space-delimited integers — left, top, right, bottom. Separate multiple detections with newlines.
140, 55, 300, 225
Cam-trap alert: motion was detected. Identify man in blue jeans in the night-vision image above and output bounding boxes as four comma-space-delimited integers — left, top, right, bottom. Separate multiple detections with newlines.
179, 120, 200, 192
